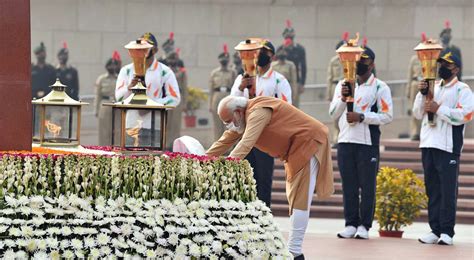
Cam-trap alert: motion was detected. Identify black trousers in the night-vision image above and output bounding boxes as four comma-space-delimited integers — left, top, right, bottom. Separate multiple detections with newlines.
245, 147, 274, 207
422, 148, 459, 237
337, 143, 379, 229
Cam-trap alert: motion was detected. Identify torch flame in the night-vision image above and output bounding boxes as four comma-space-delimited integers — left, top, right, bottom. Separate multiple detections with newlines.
126, 120, 143, 147
45, 120, 62, 138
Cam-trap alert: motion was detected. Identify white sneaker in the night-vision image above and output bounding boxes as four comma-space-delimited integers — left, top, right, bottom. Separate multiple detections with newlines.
418, 232, 439, 244
337, 226, 357, 238
354, 225, 369, 239
437, 234, 453, 245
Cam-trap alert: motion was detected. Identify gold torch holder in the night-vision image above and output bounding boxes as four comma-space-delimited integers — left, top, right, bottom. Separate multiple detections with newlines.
414, 38, 443, 127
336, 33, 364, 125
235, 38, 263, 99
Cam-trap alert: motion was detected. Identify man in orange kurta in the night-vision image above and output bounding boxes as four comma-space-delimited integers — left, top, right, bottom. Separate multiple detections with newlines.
207, 95, 334, 258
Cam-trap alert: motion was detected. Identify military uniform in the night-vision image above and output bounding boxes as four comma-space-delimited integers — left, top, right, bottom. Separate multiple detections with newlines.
276, 43, 306, 91
94, 72, 117, 145
406, 55, 422, 140
327, 54, 344, 144
271, 60, 298, 107
31, 42, 56, 99
31, 63, 56, 99
209, 67, 236, 140
166, 65, 188, 149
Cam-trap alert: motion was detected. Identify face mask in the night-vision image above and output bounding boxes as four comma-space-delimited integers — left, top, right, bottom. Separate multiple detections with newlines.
225, 112, 245, 133
219, 60, 229, 67
356, 63, 370, 76
441, 36, 450, 45
257, 52, 271, 67
438, 66, 453, 80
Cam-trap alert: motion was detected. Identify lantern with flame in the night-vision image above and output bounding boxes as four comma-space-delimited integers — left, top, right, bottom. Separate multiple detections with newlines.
103, 39, 172, 151
336, 33, 364, 116
234, 38, 263, 98
414, 35, 443, 126
32, 79, 88, 146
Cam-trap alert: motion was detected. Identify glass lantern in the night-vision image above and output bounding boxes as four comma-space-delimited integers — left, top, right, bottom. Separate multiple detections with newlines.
32, 79, 88, 146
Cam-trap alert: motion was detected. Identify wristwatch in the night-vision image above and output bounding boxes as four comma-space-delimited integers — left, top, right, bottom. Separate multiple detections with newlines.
359, 114, 365, 122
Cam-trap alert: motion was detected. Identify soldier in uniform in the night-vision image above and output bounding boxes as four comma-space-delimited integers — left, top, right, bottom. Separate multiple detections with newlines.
232, 51, 244, 75
94, 57, 119, 145
164, 51, 188, 149
440, 20, 462, 80
272, 46, 298, 107
56, 42, 79, 100
276, 20, 307, 96
31, 42, 56, 99
209, 44, 237, 140
160, 32, 185, 69
326, 38, 346, 145
406, 54, 423, 141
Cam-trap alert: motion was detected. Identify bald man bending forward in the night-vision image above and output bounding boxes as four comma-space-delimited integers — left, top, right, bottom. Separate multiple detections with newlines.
207, 96, 334, 258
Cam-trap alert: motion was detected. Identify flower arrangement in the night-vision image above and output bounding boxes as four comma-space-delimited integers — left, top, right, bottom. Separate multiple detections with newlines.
0, 151, 290, 257
375, 167, 428, 235
0, 195, 290, 259
185, 86, 207, 116
0, 153, 255, 202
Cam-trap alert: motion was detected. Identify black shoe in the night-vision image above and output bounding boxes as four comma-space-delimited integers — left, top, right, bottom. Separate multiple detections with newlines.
410, 134, 420, 141
293, 254, 305, 260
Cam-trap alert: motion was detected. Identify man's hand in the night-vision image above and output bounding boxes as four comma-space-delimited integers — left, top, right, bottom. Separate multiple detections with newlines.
424, 100, 440, 113
418, 81, 428, 95
239, 77, 254, 91
341, 84, 350, 102
128, 76, 140, 90
346, 112, 362, 124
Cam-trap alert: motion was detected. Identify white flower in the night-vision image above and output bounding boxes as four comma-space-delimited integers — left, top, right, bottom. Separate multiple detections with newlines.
175, 244, 188, 256
26, 239, 37, 252
33, 251, 49, 260
71, 238, 83, 250
97, 233, 110, 245
189, 243, 201, 257
63, 250, 74, 259
50, 250, 61, 260
15, 250, 27, 259
211, 241, 222, 253
133, 231, 146, 242
46, 237, 59, 249
100, 246, 112, 256
90, 248, 100, 258
201, 245, 211, 256
60, 240, 70, 249
84, 236, 96, 248
146, 249, 157, 258
3, 249, 15, 260
21, 225, 34, 237
61, 226, 72, 236
5, 196, 18, 208
8, 227, 21, 237
168, 234, 179, 245
46, 227, 61, 236
37, 239, 48, 251
4, 239, 16, 248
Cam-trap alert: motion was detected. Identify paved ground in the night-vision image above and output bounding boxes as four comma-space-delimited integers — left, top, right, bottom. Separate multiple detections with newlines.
274, 218, 474, 259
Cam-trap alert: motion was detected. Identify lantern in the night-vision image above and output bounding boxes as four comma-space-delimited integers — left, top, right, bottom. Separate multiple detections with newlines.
32, 79, 88, 147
